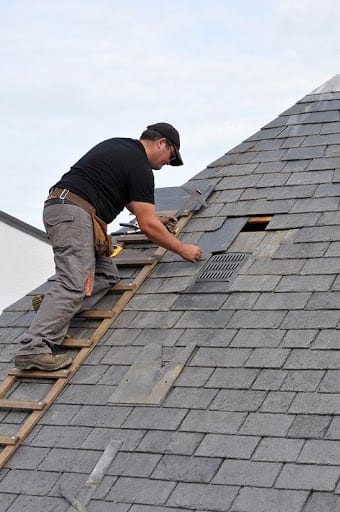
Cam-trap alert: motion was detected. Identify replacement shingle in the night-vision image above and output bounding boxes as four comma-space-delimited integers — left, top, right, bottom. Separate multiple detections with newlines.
108, 341, 196, 405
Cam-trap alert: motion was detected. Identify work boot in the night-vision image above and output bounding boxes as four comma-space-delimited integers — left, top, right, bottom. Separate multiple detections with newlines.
15, 353, 73, 371
31, 294, 43, 312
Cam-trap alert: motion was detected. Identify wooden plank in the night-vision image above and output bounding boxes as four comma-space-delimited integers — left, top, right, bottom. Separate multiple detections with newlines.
77, 310, 113, 319
8, 368, 70, 379
0, 376, 17, 399
115, 234, 149, 243
0, 399, 44, 410
110, 281, 136, 291
62, 338, 93, 348
115, 255, 158, 266
248, 216, 272, 223
0, 435, 18, 445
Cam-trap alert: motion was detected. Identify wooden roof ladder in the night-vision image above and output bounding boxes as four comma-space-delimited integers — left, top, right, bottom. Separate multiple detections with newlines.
0, 212, 193, 469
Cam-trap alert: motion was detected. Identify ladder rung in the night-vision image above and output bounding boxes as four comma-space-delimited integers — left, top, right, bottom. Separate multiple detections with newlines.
0, 399, 45, 410
8, 368, 70, 379
111, 281, 136, 291
62, 337, 92, 348
116, 234, 149, 243
115, 256, 157, 266
77, 310, 113, 319
0, 435, 18, 445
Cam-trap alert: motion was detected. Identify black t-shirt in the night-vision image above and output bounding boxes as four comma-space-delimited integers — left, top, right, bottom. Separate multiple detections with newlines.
53, 138, 154, 223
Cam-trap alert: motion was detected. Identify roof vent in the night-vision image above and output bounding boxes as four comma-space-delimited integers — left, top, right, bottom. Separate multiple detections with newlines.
197, 252, 248, 282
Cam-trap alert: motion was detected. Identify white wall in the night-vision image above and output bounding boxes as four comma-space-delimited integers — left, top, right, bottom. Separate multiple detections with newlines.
0, 222, 54, 313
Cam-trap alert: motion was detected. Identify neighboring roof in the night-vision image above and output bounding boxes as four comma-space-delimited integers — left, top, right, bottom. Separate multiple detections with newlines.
2, 75, 340, 511
0, 210, 49, 244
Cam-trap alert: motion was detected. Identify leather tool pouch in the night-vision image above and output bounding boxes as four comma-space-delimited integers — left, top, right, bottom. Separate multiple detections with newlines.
92, 213, 114, 257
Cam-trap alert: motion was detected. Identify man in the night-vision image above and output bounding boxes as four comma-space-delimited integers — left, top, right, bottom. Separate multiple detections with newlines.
15, 122, 202, 371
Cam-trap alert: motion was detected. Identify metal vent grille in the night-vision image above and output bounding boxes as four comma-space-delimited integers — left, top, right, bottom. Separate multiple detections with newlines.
197, 252, 248, 282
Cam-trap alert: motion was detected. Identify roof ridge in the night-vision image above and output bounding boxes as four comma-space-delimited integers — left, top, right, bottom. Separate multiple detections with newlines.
310, 73, 340, 94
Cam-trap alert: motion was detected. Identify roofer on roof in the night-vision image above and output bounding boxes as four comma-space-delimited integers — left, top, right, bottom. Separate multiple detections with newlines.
15, 123, 202, 371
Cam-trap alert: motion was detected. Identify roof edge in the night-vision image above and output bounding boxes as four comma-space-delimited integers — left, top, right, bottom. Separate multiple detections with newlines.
0, 210, 49, 244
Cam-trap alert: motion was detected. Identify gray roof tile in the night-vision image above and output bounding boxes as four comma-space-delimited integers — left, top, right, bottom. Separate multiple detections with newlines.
298, 439, 340, 465
320, 120, 340, 133
246, 126, 286, 140
213, 459, 281, 487
256, 172, 290, 187
0, 468, 59, 495
325, 417, 340, 440
232, 487, 308, 512
190, 347, 251, 367
229, 328, 284, 347
197, 433, 259, 459
288, 414, 331, 439
286, 170, 333, 185
260, 391, 295, 413
81, 428, 144, 451
163, 387, 216, 409
123, 407, 187, 430
240, 413, 294, 436
281, 370, 323, 392
307, 155, 340, 170
206, 367, 258, 389
108, 477, 176, 506
275, 463, 340, 491
137, 430, 202, 455
282, 146, 326, 160
6, 496, 67, 512
279, 136, 306, 148
180, 410, 246, 434
107, 451, 161, 477
303, 492, 340, 512
252, 367, 286, 390
151, 454, 221, 483
211, 389, 266, 412
268, 212, 320, 229
253, 437, 304, 463
167, 482, 239, 510
215, 162, 258, 176
278, 124, 322, 137
291, 197, 339, 212
215, 174, 260, 189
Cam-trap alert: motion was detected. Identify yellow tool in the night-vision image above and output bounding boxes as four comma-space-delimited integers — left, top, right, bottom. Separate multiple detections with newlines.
110, 243, 124, 258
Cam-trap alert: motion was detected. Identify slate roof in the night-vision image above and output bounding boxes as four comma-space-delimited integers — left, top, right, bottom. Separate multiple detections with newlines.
0, 210, 49, 244
1, 75, 340, 511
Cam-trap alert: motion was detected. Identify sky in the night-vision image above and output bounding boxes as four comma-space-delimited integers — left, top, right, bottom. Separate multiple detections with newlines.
1, 0, 340, 231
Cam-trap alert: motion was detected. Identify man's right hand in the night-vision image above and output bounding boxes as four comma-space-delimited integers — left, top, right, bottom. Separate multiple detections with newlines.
179, 243, 203, 262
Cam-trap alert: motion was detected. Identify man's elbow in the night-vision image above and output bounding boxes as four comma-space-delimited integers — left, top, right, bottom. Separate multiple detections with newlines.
137, 216, 159, 236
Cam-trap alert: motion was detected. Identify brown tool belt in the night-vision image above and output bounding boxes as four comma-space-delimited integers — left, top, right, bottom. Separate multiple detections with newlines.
47, 188, 114, 257
47, 188, 96, 216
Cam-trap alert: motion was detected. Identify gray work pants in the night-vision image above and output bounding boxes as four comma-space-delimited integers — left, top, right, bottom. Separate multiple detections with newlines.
17, 202, 119, 355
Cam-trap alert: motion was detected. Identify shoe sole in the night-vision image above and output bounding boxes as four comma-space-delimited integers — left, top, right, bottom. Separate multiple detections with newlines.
15, 358, 72, 371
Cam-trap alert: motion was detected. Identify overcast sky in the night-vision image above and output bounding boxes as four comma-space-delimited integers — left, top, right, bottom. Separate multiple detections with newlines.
1, 0, 340, 230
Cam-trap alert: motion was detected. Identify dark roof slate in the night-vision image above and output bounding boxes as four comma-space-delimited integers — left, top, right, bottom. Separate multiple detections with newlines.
2, 74, 340, 511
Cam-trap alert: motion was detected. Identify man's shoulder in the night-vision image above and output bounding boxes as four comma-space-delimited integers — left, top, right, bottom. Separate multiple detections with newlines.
99, 137, 141, 149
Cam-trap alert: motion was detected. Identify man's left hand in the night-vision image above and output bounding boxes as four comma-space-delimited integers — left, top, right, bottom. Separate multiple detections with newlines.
159, 215, 178, 233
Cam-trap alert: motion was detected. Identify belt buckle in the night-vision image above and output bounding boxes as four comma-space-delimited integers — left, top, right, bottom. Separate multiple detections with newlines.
59, 189, 69, 200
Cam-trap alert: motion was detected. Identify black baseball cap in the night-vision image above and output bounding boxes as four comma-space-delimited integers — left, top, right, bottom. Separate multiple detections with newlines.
147, 122, 183, 166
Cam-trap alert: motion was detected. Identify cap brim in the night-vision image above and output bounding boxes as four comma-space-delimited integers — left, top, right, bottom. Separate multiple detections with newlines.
170, 146, 183, 166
